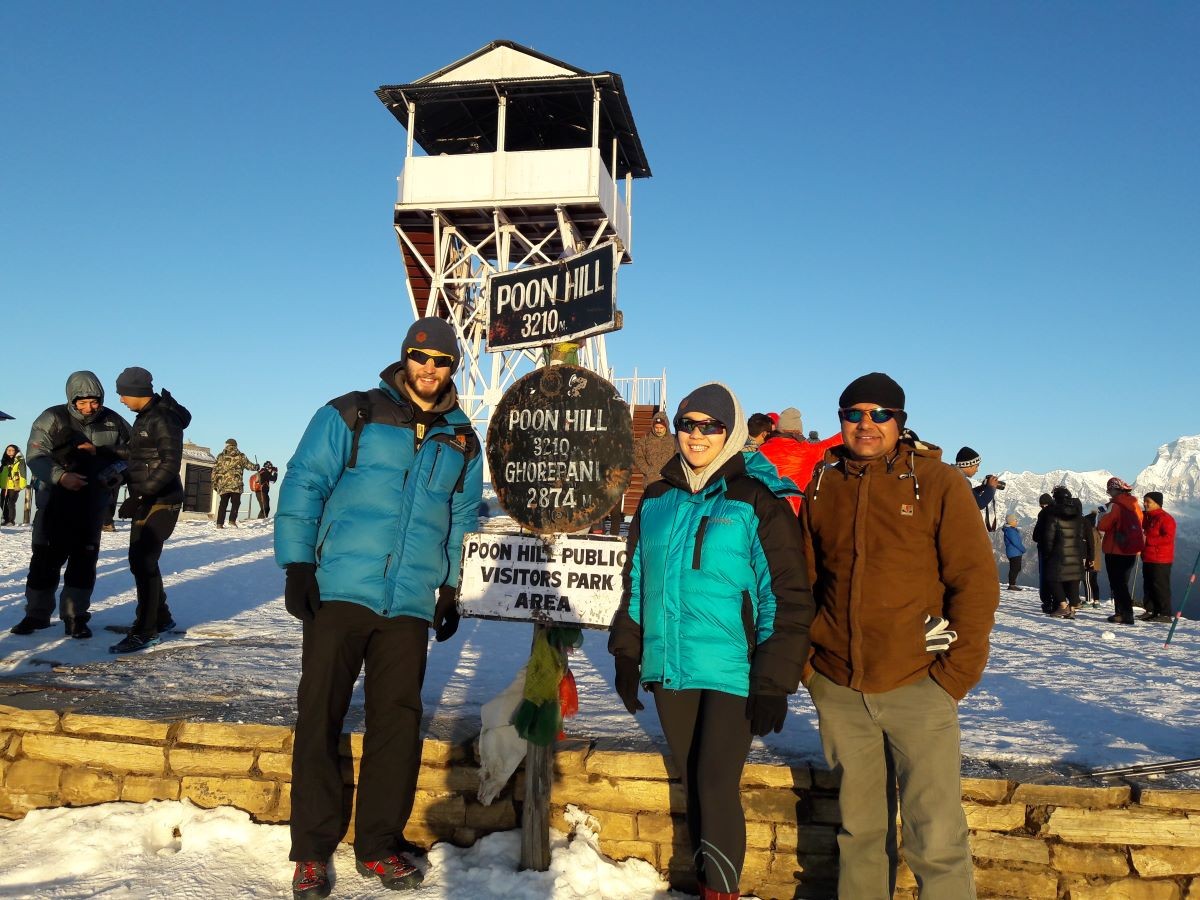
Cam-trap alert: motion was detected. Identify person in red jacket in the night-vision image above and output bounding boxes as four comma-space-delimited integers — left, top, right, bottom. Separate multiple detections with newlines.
1140, 492, 1176, 621
758, 407, 841, 514
1097, 477, 1144, 625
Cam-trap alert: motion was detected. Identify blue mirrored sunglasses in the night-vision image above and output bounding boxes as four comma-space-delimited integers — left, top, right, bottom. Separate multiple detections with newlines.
838, 408, 899, 424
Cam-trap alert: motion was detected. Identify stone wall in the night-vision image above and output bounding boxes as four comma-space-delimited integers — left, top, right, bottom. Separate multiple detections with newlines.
3, 703, 1200, 899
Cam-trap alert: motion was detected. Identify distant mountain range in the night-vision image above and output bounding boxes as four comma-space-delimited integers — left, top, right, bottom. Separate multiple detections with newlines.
989, 434, 1199, 610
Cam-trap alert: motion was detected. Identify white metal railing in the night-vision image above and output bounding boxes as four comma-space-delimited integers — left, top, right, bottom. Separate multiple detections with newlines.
612, 368, 667, 413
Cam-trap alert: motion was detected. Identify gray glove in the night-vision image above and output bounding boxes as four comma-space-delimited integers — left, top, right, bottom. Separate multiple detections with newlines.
924, 614, 957, 654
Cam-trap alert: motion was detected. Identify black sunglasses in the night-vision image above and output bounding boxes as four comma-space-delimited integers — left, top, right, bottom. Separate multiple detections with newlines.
674, 417, 727, 436
407, 348, 453, 368
838, 408, 900, 424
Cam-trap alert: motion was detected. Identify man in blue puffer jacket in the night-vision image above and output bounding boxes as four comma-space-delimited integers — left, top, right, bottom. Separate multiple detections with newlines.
276, 317, 483, 898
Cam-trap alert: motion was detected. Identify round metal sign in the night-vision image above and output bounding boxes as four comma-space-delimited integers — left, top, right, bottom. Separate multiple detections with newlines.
487, 365, 633, 533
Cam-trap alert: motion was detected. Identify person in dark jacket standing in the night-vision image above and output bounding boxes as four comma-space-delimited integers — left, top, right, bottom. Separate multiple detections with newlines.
1140, 492, 1176, 621
10, 371, 131, 638
1038, 486, 1092, 618
276, 318, 483, 899
110, 367, 192, 653
1001, 514, 1026, 591
632, 410, 676, 483
1032, 493, 1055, 613
609, 382, 812, 900
800, 373, 997, 900
253, 461, 278, 519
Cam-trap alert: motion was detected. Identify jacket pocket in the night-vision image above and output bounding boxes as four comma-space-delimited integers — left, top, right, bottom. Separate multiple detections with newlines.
741, 590, 757, 659
424, 434, 468, 494
315, 520, 336, 563
692, 516, 710, 569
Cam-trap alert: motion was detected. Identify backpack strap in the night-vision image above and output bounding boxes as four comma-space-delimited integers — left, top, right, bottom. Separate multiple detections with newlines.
346, 391, 372, 469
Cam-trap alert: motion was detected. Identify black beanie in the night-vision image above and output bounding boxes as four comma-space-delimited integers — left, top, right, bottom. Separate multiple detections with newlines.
838, 372, 906, 429
1039, 493, 1053, 507
403, 317, 461, 374
1144, 491, 1164, 508
676, 383, 736, 430
955, 446, 981, 469
115, 366, 154, 398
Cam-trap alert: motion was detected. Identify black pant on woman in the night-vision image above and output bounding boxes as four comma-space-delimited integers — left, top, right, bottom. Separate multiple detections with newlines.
652, 687, 754, 895
1006, 555, 1022, 589
1, 489, 19, 525
129, 502, 181, 637
1105, 554, 1138, 622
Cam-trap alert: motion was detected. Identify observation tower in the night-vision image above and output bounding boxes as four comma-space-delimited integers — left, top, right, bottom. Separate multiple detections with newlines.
376, 40, 653, 429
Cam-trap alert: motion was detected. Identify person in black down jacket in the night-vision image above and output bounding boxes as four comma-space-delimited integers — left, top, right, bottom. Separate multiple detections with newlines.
111, 367, 192, 653
1039, 486, 1093, 619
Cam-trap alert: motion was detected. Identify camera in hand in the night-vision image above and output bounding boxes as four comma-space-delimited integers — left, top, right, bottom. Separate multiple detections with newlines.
987, 475, 1006, 490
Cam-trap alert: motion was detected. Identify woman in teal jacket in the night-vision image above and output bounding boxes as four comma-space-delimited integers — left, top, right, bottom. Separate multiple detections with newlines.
609, 382, 814, 900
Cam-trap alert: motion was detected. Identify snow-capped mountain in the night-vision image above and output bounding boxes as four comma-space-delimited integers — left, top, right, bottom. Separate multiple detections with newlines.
985, 434, 1199, 605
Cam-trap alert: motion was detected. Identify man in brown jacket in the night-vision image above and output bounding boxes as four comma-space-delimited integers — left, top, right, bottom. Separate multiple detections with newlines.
800, 372, 998, 900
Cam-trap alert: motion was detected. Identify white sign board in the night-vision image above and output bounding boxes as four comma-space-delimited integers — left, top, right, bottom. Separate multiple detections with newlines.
458, 531, 626, 629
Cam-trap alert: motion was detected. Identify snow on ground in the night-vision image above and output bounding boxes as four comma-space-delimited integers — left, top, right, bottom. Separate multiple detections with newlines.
2, 516, 1200, 896
0, 801, 681, 899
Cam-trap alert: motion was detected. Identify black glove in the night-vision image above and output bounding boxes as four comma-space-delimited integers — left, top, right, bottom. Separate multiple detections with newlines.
613, 656, 644, 714
118, 495, 147, 520
746, 693, 788, 736
432, 586, 460, 642
923, 614, 958, 654
284, 563, 321, 622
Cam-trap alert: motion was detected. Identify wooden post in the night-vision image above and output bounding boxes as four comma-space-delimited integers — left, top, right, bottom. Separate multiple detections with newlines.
520, 622, 554, 871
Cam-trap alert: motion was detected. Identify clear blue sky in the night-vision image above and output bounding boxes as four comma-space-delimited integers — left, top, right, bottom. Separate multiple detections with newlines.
3, 3, 1196, 479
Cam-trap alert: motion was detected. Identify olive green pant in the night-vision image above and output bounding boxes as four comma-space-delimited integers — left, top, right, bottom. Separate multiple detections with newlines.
808, 672, 975, 900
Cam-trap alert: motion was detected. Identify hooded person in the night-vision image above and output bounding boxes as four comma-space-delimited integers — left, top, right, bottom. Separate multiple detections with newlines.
110, 366, 192, 653
1038, 486, 1092, 618
799, 371, 997, 899
275, 316, 483, 897
1, 443, 28, 526
609, 382, 813, 900
10, 371, 131, 638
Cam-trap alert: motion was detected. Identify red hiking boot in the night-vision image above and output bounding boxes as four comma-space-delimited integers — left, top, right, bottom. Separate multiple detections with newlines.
356, 853, 424, 890
292, 860, 330, 899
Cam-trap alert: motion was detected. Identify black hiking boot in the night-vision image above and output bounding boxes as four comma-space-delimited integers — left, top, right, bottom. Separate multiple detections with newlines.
10, 616, 52, 635
356, 853, 423, 890
292, 861, 331, 899
65, 619, 93, 639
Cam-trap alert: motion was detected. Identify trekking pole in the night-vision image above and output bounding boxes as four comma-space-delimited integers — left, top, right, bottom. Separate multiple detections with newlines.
1164, 548, 1200, 648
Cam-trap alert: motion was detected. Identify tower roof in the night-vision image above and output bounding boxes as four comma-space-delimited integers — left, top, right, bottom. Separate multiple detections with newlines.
376, 40, 651, 179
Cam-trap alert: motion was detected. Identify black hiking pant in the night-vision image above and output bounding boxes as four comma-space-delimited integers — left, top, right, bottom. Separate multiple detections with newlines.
26, 538, 100, 624
254, 490, 270, 519
1006, 555, 1022, 588
216, 491, 241, 526
1106, 554, 1138, 621
1, 489, 19, 525
291, 602, 429, 862
129, 502, 181, 637
1143, 562, 1173, 617
652, 686, 754, 894
1048, 579, 1081, 610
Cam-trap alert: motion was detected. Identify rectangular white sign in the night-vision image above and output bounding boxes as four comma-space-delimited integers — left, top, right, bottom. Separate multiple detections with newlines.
458, 531, 626, 629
